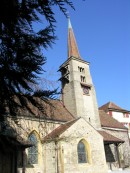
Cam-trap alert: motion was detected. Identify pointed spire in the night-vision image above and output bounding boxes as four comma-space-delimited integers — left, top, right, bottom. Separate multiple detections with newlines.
68, 18, 81, 59
68, 18, 72, 28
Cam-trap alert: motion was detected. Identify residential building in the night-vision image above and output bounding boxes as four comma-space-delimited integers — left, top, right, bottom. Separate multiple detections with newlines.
99, 102, 130, 137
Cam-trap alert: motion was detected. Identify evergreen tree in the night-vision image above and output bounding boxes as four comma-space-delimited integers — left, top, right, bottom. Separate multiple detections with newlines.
0, 0, 74, 117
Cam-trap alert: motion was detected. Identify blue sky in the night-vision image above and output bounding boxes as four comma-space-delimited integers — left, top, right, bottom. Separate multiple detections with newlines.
41, 0, 130, 110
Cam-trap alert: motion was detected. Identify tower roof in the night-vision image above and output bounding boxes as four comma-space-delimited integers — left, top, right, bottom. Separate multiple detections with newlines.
68, 18, 81, 59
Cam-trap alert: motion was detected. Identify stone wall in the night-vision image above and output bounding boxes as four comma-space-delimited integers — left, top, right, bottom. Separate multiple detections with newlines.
7, 116, 61, 173
56, 118, 107, 173
62, 57, 101, 129
7, 116, 108, 173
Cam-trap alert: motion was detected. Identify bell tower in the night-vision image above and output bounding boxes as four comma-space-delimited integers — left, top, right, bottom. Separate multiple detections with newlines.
59, 19, 101, 129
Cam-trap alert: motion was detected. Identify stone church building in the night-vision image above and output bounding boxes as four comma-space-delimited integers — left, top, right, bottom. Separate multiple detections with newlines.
0, 20, 130, 173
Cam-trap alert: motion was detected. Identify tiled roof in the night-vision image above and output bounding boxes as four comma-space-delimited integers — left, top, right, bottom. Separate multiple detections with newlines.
17, 98, 127, 129
42, 118, 79, 142
42, 99, 74, 122
98, 130, 124, 144
68, 19, 81, 59
17, 99, 74, 122
99, 101, 129, 113
43, 115, 125, 144
99, 110, 127, 129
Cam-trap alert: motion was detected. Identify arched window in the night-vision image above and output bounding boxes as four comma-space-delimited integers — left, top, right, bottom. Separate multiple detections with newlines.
28, 133, 38, 164
77, 141, 88, 163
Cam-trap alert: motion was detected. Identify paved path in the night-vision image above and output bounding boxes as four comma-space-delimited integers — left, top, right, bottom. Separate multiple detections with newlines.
109, 169, 130, 173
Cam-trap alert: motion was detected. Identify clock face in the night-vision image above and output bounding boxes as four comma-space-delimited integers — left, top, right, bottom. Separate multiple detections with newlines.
83, 86, 89, 95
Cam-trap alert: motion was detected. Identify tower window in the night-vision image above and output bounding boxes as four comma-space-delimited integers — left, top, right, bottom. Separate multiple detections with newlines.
80, 76, 86, 83
61, 65, 69, 76
78, 66, 84, 73
59, 65, 70, 86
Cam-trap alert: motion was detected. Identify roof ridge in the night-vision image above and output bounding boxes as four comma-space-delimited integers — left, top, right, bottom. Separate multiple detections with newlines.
99, 101, 129, 112
42, 118, 79, 143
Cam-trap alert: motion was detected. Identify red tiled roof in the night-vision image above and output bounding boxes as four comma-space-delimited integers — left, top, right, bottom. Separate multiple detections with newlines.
99, 101, 129, 113
17, 99, 74, 122
41, 99, 75, 122
42, 118, 79, 142
99, 110, 127, 129
98, 130, 124, 144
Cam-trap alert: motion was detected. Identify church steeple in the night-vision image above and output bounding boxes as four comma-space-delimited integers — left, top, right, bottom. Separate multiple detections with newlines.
59, 19, 101, 129
68, 18, 81, 59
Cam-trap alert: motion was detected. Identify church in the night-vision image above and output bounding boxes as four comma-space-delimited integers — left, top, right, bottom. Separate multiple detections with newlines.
0, 19, 130, 173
